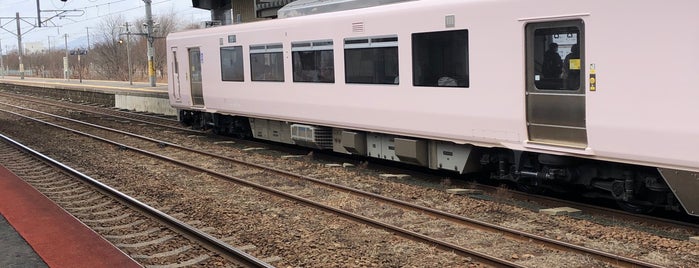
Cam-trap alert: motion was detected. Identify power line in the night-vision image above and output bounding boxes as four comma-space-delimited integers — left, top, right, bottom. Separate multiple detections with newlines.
60, 0, 173, 27
80, 0, 129, 10
13, 0, 208, 45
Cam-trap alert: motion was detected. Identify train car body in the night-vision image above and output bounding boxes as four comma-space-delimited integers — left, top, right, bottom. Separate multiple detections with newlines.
167, 0, 699, 216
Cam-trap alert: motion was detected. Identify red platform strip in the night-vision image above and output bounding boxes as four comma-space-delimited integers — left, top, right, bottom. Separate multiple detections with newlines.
0, 165, 141, 268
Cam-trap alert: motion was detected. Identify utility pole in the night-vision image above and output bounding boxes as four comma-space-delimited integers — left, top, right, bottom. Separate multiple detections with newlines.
121, 22, 133, 85
1, 5, 82, 80
86, 27, 90, 50
78, 52, 82, 83
144, 0, 156, 87
64, 33, 68, 80
16, 13, 24, 79
85, 27, 90, 80
0, 38, 4, 78
36, 0, 41, 27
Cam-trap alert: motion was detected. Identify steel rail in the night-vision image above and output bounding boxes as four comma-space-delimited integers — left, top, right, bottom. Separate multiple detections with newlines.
476, 183, 699, 237
0, 91, 199, 133
0, 103, 667, 268
11, 88, 692, 236
0, 107, 521, 267
0, 133, 273, 268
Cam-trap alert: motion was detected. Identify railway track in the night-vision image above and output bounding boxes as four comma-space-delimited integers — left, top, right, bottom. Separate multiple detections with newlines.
0, 96, 671, 267
366, 160, 699, 239
473, 184, 699, 237
0, 134, 273, 268
4, 88, 697, 232
0, 90, 196, 133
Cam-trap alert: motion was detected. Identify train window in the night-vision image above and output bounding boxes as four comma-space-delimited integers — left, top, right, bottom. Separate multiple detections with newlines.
250, 43, 285, 82
292, 40, 334, 83
412, 29, 469, 87
344, 36, 399, 85
220, 46, 244, 82
532, 27, 581, 90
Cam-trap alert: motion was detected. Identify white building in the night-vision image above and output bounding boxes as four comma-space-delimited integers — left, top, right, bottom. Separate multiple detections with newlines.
23, 42, 45, 54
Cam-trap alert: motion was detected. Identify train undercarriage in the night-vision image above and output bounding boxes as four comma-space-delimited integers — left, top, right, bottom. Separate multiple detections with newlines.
483, 151, 679, 214
180, 110, 683, 215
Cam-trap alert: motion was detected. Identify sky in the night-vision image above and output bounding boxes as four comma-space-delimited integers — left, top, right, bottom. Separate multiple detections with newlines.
0, 0, 211, 51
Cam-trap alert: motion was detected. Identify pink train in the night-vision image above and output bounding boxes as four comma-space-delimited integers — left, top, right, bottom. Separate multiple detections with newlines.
167, 0, 699, 216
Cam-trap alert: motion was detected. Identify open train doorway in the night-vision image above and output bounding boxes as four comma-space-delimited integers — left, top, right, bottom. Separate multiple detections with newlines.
170, 47, 182, 102
525, 19, 587, 148
188, 47, 205, 106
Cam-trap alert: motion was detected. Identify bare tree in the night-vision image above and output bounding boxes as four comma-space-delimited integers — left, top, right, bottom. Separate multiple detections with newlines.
90, 15, 128, 80
2, 11, 203, 81
132, 8, 184, 81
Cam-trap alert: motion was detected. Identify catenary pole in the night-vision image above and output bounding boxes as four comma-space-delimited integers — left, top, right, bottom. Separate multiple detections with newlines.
0, 38, 4, 78
36, 0, 41, 27
123, 22, 133, 85
144, 0, 156, 87
64, 33, 68, 80
86, 27, 90, 50
16, 13, 24, 80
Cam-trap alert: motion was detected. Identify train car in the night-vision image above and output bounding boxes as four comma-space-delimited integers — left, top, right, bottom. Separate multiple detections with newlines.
166, 0, 699, 216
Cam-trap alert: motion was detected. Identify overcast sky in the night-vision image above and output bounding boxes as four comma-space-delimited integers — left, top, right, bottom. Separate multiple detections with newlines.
0, 0, 210, 50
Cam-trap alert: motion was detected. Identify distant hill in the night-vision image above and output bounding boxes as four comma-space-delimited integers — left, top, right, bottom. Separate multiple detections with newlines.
67, 36, 90, 50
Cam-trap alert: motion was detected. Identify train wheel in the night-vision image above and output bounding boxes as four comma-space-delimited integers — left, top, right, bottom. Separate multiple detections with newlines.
516, 181, 545, 194
616, 200, 654, 214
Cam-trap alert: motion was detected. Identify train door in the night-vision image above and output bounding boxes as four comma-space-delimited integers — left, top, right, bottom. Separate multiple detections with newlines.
525, 20, 586, 148
170, 47, 182, 102
188, 47, 205, 106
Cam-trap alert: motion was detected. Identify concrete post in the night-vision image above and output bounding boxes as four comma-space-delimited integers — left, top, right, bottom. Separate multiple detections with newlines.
144, 0, 156, 87
16, 13, 24, 80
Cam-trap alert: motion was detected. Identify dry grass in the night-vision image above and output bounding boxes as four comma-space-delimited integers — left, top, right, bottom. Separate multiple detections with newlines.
487, 184, 513, 213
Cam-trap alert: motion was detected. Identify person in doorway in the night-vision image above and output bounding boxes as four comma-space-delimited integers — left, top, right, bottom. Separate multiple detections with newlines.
542, 42, 562, 79
564, 44, 581, 90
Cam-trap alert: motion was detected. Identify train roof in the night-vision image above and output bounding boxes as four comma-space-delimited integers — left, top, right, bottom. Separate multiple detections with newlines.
277, 0, 415, 18
169, 0, 432, 39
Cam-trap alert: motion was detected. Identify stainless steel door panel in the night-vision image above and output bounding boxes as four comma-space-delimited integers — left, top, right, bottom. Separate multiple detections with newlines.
527, 93, 585, 127
188, 48, 204, 106
171, 47, 182, 101
525, 20, 587, 148
527, 124, 587, 148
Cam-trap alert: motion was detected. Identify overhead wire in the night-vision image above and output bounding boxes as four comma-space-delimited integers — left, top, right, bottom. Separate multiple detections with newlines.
8, 0, 207, 46
60, 0, 177, 27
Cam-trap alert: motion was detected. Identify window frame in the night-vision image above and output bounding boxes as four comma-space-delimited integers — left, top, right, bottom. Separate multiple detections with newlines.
220, 46, 245, 82
291, 40, 335, 83
526, 21, 585, 92
249, 43, 285, 82
344, 35, 399, 85
411, 29, 470, 88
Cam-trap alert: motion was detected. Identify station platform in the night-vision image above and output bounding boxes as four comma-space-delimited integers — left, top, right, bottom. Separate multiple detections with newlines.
0, 76, 176, 116
0, 76, 168, 94
0, 164, 141, 268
